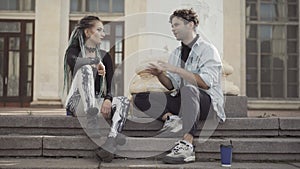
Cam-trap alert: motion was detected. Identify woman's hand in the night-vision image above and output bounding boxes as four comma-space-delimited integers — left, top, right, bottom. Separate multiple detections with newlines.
97, 62, 106, 76
101, 99, 112, 119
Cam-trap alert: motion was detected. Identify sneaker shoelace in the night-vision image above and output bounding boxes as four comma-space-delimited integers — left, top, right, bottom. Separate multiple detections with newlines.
172, 140, 193, 154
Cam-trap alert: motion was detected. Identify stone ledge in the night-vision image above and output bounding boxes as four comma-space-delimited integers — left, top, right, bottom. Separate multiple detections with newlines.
2, 116, 300, 137
0, 150, 42, 157
0, 136, 299, 161
280, 117, 300, 130
0, 135, 42, 156
131, 95, 247, 118
30, 100, 63, 108
0, 135, 42, 149
224, 96, 247, 117
100, 159, 300, 169
43, 136, 99, 150
0, 158, 298, 169
0, 158, 99, 169
124, 117, 280, 137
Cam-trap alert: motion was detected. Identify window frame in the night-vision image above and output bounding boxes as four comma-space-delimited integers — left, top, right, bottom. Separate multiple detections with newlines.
0, 0, 35, 12
70, 0, 124, 15
245, 0, 300, 101
0, 19, 35, 107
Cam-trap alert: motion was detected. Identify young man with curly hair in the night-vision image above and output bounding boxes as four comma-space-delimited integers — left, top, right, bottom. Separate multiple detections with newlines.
134, 9, 225, 164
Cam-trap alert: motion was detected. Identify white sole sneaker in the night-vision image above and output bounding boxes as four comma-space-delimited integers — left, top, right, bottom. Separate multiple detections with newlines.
163, 154, 195, 164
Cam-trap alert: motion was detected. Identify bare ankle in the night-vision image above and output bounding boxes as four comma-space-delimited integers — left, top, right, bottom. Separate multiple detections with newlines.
162, 112, 174, 121
183, 133, 194, 144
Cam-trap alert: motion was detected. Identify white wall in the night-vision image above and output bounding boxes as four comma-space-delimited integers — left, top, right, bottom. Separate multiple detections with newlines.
123, 0, 224, 96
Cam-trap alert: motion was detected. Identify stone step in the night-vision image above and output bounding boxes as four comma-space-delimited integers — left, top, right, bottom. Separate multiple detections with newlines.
101, 159, 300, 169
0, 158, 299, 169
130, 95, 248, 117
0, 158, 99, 169
0, 115, 299, 137
0, 135, 299, 161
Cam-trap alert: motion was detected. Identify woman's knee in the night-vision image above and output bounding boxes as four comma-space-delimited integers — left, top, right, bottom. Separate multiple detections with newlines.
80, 65, 93, 75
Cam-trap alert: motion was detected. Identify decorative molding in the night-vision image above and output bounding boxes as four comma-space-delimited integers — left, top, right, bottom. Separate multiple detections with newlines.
0, 12, 35, 20
248, 100, 300, 110
69, 13, 124, 22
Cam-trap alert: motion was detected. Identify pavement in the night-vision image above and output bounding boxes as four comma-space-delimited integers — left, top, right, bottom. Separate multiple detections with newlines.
0, 158, 299, 169
0, 158, 99, 169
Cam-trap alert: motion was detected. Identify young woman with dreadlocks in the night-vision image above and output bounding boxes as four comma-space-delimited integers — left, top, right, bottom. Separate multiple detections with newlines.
63, 15, 129, 163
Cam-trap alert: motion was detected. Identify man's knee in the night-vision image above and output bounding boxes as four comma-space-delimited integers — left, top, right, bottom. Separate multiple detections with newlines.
181, 85, 199, 96
132, 93, 150, 111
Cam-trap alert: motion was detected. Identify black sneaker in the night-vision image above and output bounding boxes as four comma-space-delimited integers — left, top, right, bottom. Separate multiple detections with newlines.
95, 137, 117, 163
95, 134, 127, 162
66, 108, 75, 116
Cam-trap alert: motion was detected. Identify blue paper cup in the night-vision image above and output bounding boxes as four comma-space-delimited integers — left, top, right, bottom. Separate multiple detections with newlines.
220, 144, 233, 167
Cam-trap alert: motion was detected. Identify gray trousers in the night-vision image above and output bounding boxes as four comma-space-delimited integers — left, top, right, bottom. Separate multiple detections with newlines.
133, 85, 211, 136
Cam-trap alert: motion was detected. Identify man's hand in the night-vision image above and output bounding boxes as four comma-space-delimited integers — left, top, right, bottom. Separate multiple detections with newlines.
156, 60, 178, 73
141, 61, 175, 90
145, 61, 164, 76
101, 99, 112, 119
145, 61, 179, 75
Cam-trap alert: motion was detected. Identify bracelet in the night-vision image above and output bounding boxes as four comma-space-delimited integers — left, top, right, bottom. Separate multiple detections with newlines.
104, 95, 113, 102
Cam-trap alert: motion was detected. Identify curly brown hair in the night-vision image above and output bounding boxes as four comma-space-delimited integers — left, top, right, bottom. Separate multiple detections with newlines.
169, 8, 199, 27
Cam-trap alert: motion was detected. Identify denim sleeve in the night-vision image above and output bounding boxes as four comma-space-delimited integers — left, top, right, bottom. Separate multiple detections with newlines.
197, 47, 222, 89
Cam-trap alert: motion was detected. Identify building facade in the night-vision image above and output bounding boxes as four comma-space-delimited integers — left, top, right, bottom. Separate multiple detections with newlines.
0, 0, 299, 112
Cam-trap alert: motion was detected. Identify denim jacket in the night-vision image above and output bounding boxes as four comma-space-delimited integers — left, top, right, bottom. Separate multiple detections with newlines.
166, 36, 226, 122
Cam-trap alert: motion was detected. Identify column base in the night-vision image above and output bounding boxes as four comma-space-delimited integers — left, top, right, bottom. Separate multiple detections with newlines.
30, 99, 63, 108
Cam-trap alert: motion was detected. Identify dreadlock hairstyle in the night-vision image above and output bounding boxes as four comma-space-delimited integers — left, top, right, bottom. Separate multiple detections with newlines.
63, 16, 102, 93
169, 8, 199, 30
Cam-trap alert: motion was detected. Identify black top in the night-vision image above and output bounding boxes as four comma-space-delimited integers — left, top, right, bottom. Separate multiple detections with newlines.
179, 35, 199, 88
65, 45, 114, 102
180, 34, 199, 67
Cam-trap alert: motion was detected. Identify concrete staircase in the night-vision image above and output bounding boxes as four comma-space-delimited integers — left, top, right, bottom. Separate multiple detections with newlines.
0, 115, 299, 160
0, 106, 299, 168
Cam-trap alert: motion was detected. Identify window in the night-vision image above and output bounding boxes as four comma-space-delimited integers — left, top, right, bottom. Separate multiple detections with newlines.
0, 0, 35, 11
246, 0, 299, 99
70, 0, 124, 13
0, 20, 34, 107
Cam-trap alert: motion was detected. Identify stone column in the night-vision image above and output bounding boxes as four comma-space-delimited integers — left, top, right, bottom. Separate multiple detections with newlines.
31, 0, 69, 107
222, 60, 240, 95
223, 0, 245, 95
